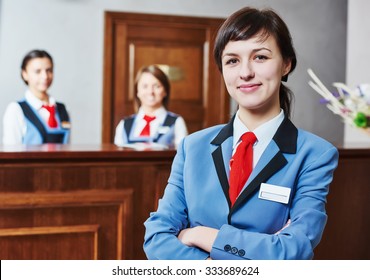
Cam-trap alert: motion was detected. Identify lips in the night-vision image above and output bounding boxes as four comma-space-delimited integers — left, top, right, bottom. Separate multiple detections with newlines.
237, 83, 261, 92
145, 97, 156, 102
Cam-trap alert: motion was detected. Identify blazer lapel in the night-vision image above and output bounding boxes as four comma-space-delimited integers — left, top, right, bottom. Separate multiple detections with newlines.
211, 116, 234, 205
230, 117, 298, 213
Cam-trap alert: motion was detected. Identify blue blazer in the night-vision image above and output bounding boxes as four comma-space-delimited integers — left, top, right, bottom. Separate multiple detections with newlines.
144, 116, 339, 260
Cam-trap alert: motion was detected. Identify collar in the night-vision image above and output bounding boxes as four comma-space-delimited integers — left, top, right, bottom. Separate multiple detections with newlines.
25, 90, 56, 110
232, 109, 285, 149
211, 112, 297, 154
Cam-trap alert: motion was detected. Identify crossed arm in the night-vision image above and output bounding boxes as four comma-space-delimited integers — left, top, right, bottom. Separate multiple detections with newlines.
177, 219, 291, 257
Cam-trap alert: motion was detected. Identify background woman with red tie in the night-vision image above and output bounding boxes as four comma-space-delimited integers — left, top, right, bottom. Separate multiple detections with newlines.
2, 49, 70, 145
144, 7, 339, 259
114, 65, 188, 149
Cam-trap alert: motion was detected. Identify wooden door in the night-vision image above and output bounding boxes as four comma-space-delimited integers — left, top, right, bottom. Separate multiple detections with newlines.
102, 12, 229, 143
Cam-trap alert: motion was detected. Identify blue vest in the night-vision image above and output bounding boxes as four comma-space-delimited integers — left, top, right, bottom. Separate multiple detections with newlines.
123, 113, 178, 147
18, 100, 70, 144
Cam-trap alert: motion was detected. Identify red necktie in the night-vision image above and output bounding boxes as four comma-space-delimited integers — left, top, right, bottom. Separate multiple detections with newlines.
139, 115, 156, 136
42, 105, 58, 128
229, 132, 257, 206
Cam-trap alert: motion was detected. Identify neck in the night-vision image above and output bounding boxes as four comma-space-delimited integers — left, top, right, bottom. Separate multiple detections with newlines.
238, 106, 281, 131
30, 89, 49, 103
141, 105, 161, 116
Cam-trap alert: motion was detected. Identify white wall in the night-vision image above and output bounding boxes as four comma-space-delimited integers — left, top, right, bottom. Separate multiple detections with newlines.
345, 0, 370, 144
0, 0, 347, 145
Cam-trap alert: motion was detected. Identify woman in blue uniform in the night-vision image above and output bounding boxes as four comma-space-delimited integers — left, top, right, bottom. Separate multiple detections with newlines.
2, 49, 70, 145
144, 7, 339, 259
114, 65, 188, 149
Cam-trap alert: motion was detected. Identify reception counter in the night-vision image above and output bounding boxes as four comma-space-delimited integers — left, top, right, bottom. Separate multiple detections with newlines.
0, 144, 175, 260
0, 144, 368, 259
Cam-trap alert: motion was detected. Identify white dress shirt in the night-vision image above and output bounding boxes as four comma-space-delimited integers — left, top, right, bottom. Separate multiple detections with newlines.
2, 90, 57, 145
114, 106, 188, 148
232, 109, 285, 168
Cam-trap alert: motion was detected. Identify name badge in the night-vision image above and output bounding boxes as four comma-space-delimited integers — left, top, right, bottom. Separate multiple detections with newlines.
258, 183, 291, 204
61, 121, 71, 129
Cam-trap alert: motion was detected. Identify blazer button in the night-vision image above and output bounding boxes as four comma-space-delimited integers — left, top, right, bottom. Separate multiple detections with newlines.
231, 247, 238, 254
238, 249, 245, 257
224, 245, 231, 252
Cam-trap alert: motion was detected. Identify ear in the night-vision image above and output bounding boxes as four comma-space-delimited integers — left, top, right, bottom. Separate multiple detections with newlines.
281, 60, 292, 82
21, 70, 29, 82
282, 59, 292, 77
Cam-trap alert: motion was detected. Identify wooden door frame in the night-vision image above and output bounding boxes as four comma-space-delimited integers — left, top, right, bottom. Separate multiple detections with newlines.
102, 11, 229, 143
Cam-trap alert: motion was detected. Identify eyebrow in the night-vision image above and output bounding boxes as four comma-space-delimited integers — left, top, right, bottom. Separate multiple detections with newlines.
253, 47, 272, 53
222, 47, 272, 58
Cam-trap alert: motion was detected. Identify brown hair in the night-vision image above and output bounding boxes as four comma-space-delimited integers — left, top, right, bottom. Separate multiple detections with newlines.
134, 65, 171, 109
213, 7, 297, 118
21, 49, 53, 85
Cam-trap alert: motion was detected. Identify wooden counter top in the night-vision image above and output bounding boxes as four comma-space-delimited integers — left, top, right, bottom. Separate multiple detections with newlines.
0, 144, 176, 161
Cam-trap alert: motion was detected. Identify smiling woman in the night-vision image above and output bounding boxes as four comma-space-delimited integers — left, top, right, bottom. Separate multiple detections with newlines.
2, 49, 71, 145
221, 36, 291, 130
113, 65, 188, 149
143, 6, 339, 260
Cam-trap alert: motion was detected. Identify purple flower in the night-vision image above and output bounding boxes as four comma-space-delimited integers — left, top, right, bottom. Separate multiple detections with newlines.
320, 98, 330, 104
331, 92, 340, 98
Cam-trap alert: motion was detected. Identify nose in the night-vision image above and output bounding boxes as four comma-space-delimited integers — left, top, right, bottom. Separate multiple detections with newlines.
41, 70, 50, 80
239, 61, 254, 80
149, 86, 156, 94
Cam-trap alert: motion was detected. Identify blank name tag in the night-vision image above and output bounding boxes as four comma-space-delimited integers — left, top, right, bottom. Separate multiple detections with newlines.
258, 183, 291, 204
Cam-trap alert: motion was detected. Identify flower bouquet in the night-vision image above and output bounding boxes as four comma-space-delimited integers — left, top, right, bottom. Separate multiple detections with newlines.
307, 68, 370, 136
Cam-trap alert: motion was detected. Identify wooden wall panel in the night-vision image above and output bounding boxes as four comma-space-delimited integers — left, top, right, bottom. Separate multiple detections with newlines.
0, 189, 133, 259
0, 225, 99, 260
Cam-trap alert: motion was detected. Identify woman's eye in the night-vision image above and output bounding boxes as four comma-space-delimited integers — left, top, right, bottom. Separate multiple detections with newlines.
254, 55, 268, 61
225, 58, 238, 65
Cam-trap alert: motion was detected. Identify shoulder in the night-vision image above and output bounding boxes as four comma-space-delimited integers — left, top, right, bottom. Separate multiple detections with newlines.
166, 112, 185, 125
3, 101, 25, 126
174, 124, 226, 159
166, 111, 180, 117
183, 124, 226, 145
4, 101, 23, 115
55, 101, 67, 107
166, 111, 182, 122
55, 102, 69, 114
123, 114, 137, 121
297, 128, 338, 156
298, 129, 336, 147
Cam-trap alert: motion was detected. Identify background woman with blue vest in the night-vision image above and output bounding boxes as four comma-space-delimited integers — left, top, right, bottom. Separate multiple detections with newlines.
114, 65, 188, 149
2, 49, 70, 145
